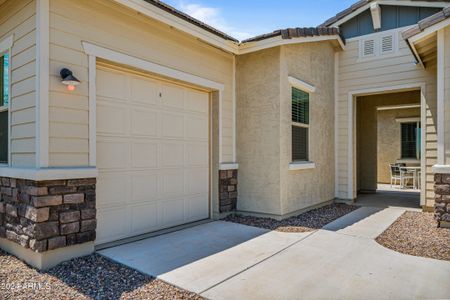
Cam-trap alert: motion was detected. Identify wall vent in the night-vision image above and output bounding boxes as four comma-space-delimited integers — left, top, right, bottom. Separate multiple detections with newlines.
362, 39, 375, 57
381, 35, 394, 54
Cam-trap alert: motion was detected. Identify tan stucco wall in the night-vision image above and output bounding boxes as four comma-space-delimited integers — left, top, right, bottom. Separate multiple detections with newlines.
377, 107, 420, 183
280, 43, 336, 215
0, 0, 36, 167
236, 42, 336, 217
236, 47, 281, 215
356, 91, 420, 191
48, 0, 234, 167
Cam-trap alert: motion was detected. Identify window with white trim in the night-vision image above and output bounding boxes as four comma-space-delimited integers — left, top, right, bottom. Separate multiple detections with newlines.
292, 87, 309, 161
0, 52, 8, 164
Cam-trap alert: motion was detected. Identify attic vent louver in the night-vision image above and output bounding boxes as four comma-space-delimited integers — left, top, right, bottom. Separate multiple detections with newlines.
381, 35, 394, 54
363, 39, 375, 57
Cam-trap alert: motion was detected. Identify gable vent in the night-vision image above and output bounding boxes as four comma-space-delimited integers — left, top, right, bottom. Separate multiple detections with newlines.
363, 39, 375, 57
381, 35, 394, 54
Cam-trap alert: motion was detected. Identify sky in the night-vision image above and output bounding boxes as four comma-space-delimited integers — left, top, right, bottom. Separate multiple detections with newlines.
163, 0, 357, 41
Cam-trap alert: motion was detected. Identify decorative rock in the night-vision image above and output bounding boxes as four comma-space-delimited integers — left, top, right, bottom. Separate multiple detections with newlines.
23, 186, 48, 196
67, 178, 96, 186
77, 231, 95, 243
60, 222, 80, 235
67, 234, 77, 246
29, 239, 47, 252
81, 219, 96, 232
0, 202, 4, 213
64, 193, 84, 204
81, 209, 96, 220
0, 227, 6, 238
442, 174, 450, 184
48, 236, 66, 250
5, 204, 18, 217
60, 211, 80, 224
32, 195, 63, 207
48, 186, 77, 195
1, 187, 12, 196
25, 206, 50, 223
434, 184, 450, 195
32, 222, 59, 240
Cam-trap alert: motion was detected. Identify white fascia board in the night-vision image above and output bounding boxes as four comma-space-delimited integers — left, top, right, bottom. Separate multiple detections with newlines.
408, 18, 450, 45
82, 42, 225, 91
239, 35, 345, 55
370, 2, 381, 30
112, 0, 239, 54
288, 76, 316, 93
0, 167, 98, 181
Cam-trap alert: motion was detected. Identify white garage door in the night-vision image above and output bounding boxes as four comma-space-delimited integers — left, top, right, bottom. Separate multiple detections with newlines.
96, 65, 210, 245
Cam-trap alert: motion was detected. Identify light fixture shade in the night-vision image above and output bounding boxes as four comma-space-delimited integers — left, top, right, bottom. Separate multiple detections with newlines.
60, 68, 80, 86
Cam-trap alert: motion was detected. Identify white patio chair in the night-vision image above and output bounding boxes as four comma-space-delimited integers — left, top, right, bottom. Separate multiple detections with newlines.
400, 167, 415, 189
389, 164, 401, 188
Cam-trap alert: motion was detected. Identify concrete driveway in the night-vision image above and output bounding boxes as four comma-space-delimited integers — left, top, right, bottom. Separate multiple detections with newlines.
99, 207, 450, 300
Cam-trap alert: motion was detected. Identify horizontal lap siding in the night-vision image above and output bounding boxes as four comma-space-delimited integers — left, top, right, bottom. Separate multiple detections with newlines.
48, 0, 234, 167
0, 0, 36, 167
337, 29, 437, 206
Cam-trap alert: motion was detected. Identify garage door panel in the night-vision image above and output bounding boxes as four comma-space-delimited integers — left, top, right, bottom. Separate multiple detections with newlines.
96, 66, 209, 245
161, 83, 184, 109
186, 168, 209, 195
185, 116, 208, 139
131, 108, 158, 136
130, 202, 159, 234
97, 207, 129, 244
131, 141, 158, 169
186, 195, 209, 222
161, 112, 184, 138
131, 172, 159, 203
97, 69, 128, 101
161, 141, 184, 167
97, 139, 130, 170
185, 142, 208, 166
130, 77, 159, 106
160, 198, 186, 227
97, 103, 130, 135
97, 172, 129, 208
185, 90, 209, 113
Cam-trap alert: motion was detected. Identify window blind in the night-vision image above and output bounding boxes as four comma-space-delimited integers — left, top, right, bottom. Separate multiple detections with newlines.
401, 122, 417, 159
292, 87, 309, 124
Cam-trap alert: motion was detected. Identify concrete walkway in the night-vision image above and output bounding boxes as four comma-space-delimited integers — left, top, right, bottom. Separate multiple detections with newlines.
99, 207, 450, 300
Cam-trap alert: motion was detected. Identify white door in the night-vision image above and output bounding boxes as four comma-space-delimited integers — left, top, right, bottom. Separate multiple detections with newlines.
95, 65, 209, 245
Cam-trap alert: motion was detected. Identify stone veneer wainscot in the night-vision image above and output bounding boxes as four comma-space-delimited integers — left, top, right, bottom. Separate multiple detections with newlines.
0, 177, 96, 252
219, 170, 238, 213
434, 174, 450, 227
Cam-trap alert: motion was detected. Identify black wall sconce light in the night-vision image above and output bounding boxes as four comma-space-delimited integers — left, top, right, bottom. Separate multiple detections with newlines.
60, 68, 80, 91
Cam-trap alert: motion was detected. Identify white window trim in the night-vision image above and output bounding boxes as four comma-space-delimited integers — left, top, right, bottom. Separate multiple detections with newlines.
395, 117, 421, 123
288, 76, 316, 94
290, 79, 315, 168
289, 162, 316, 171
0, 35, 14, 167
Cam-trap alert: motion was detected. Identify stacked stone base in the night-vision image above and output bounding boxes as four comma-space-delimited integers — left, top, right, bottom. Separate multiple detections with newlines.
219, 170, 238, 213
434, 174, 450, 227
0, 177, 96, 253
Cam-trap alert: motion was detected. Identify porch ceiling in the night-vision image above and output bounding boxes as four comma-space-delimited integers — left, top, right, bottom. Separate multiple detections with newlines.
414, 33, 437, 68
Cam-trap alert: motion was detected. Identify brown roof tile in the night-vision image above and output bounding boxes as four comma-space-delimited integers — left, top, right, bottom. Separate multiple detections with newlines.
402, 6, 450, 39
242, 27, 342, 43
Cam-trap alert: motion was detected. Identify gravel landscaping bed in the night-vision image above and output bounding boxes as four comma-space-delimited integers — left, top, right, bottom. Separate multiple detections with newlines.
222, 203, 359, 232
376, 211, 450, 261
0, 250, 202, 300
